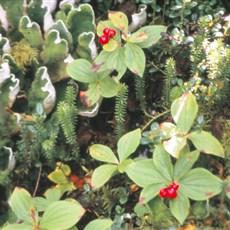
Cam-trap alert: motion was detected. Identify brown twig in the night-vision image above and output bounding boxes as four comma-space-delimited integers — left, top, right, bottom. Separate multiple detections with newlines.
33, 164, 42, 197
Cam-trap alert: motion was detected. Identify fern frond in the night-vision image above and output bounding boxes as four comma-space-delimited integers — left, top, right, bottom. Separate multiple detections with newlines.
206, 39, 230, 104
134, 75, 146, 112
190, 34, 207, 78
56, 85, 79, 156
42, 125, 59, 161
114, 84, 128, 139
0, 170, 10, 187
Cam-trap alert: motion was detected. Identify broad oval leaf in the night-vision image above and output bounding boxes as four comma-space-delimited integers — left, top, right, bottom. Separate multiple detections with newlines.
169, 190, 190, 224
126, 159, 169, 187
67, 59, 95, 83
117, 128, 141, 162
188, 131, 224, 158
179, 168, 223, 200
107, 47, 127, 79
84, 82, 101, 106
153, 144, 173, 181
128, 25, 167, 48
2, 223, 34, 230
174, 150, 200, 180
139, 183, 164, 204
108, 11, 129, 36
84, 219, 114, 230
91, 164, 118, 189
163, 135, 187, 158
159, 122, 180, 140
32, 197, 49, 212
56, 162, 71, 176
118, 159, 133, 173
89, 144, 119, 164
100, 77, 120, 98
10, 187, 36, 224
124, 43, 145, 77
171, 91, 198, 133
44, 187, 62, 202
40, 200, 85, 230
103, 39, 121, 52
48, 170, 68, 184
153, 145, 173, 181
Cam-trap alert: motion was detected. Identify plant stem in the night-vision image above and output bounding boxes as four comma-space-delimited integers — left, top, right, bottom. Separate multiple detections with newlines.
33, 164, 42, 197
141, 109, 170, 131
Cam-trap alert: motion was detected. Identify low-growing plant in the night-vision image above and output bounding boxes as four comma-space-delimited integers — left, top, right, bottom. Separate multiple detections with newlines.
0, 0, 229, 229
89, 91, 227, 224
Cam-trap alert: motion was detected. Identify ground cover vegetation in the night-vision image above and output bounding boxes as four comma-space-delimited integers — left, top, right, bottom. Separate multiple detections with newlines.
0, 0, 230, 229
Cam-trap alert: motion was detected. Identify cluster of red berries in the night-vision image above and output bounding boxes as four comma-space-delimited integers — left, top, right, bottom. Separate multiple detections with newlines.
99, 28, 116, 45
159, 182, 179, 199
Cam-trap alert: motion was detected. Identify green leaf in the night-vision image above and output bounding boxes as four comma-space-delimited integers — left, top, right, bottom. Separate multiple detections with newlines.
40, 30, 68, 64
148, 197, 174, 227
153, 145, 173, 181
117, 128, 141, 162
77, 32, 96, 61
66, 4, 95, 47
100, 77, 120, 98
50, 20, 73, 49
107, 47, 127, 80
139, 183, 164, 204
128, 25, 167, 48
124, 43, 145, 77
40, 201, 85, 230
91, 164, 118, 189
47, 162, 71, 184
28, 67, 56, 114
188, 131, 224, 158
134, 203, 151, 218
174, 150, 200, 180
67, 59, 95, 83
89, 144, 119, 164
84, 219, 113, 230
108, 11, 129, 36
93, 50, 113, 73
171, 91, 198, 133
19, 16, 43, 48
179, 168, 223, 200
44, 188, 62, 202
10, 187, 37, 224
2, 223, 34, 230
126, 159, 169, 187
158, 122, 180, 140
118, 159, 133, 173
93, 49, 126, 80
48, 170, 68, 184
32, 197, 49, 212
225, 176, 230, 199
163, 135, 187, 158
0, 0, 24, 28
102, 39, 121, 52
0, 72, 19, 108
85, 83, 101, 106
27, 0, 46, 26
97, 20, 114, 36
169, 190, 190, 224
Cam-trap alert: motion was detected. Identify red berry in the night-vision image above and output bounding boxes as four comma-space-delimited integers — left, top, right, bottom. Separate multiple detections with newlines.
159, 188, 168, 198
99, 35, 109, 45
108, 29, 116, 38
103, 28, 110, 35
170, 182, 179, 190
167, 188, 177, 199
